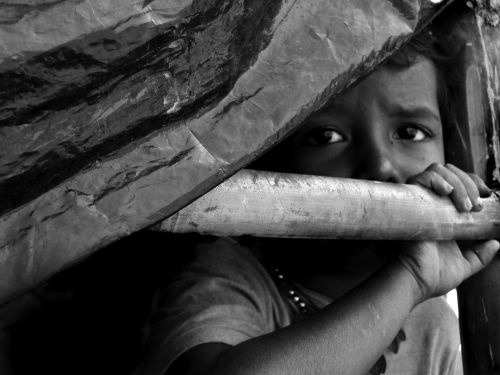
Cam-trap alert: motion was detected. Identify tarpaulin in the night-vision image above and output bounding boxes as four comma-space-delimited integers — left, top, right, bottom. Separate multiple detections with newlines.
0, 0, 452, 305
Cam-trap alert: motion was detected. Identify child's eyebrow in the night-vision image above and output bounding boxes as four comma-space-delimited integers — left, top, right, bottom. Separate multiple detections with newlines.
388, 104, 441, 122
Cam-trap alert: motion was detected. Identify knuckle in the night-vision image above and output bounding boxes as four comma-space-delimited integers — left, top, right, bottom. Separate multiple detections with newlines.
472, 248, 487, 267
469, 173, 484, 186
428, 162, 443, 172
407, 172, 425, 184
453, 186, 467, 197
428, 170, 441, 180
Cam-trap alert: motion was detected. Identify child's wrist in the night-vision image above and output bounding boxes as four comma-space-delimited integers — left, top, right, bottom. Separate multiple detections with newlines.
385, 259, 427, 307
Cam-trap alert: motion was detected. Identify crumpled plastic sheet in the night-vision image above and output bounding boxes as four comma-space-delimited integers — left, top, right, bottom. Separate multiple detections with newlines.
0, 0, 452, 305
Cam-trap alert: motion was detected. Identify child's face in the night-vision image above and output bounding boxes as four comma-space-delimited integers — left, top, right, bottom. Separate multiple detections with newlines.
284, 57, 445, 182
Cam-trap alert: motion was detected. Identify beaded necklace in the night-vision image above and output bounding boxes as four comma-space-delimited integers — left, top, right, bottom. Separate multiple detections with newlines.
270, 266, 318, 315
267, 265, 406, 375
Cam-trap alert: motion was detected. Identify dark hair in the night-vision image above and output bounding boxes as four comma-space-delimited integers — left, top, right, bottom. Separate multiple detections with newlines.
387, 27, 459, 138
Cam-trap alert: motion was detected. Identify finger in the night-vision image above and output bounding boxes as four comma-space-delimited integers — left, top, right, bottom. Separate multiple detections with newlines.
426, 163, 472, 212
407, 170, 454, 196
445, 164, 482, 211
462, 239, 500, 276
468, 173, 491, 198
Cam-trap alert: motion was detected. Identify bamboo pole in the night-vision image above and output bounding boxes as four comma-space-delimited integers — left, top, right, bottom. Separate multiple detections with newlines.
157, 169, 500, 240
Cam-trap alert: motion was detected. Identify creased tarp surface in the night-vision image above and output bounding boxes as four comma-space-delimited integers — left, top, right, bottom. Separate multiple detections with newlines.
0, 0, 451, 305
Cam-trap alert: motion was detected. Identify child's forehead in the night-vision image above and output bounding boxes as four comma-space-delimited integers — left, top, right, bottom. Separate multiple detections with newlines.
321, 57, 440, 117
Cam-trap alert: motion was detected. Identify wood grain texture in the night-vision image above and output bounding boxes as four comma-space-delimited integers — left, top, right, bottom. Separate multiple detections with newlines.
158, 169, 500, 240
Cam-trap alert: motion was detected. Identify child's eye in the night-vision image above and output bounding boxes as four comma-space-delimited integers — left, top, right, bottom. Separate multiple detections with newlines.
304, 127, 346, 145
394, 125, 431, 142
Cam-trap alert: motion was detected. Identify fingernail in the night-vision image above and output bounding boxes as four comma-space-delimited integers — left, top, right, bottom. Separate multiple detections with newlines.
464, 197, 473, 211
474, 199, 483, 210
482, 181, 491, 194
443, 181, 454, 193
491, 240, 500, 250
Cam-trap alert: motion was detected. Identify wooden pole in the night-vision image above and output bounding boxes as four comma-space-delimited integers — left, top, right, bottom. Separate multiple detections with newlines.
157, 169, 500, 240
440, 3, 500, 373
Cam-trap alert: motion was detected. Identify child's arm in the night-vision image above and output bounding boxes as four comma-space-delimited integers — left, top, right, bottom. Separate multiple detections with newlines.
168, 260, 422, 375
167, 240, 497, 375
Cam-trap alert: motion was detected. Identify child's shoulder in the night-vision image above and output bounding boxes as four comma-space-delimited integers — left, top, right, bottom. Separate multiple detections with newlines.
185, 236, 270, 283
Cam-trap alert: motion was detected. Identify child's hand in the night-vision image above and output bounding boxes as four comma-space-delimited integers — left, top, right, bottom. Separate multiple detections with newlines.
396, 239, 499, 303
406, 162, 490, 212
397, 163, 498, 303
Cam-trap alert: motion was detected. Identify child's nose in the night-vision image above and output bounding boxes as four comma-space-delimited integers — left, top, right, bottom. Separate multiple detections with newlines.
354, 139, 404, 183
